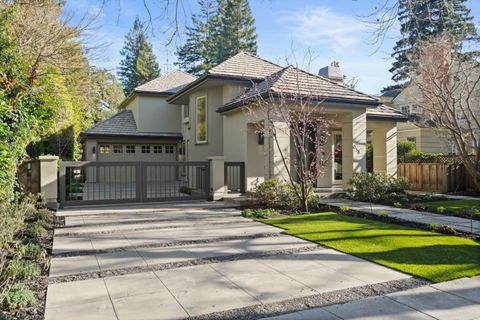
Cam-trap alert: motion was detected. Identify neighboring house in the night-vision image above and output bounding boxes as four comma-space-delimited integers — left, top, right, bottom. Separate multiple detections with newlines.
82, 52, 407, 191
382, 85, 457, 154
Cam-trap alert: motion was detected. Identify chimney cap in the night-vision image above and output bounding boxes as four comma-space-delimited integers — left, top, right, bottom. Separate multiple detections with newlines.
319, 61, 344, 82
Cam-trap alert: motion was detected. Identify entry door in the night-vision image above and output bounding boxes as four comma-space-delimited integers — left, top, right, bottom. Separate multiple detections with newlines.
333, 132, 343, 184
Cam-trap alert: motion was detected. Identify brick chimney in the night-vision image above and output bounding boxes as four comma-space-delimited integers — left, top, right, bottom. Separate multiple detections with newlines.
319, 61, 344, 82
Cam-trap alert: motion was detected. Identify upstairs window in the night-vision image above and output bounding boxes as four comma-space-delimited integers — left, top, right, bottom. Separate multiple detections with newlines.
196, 96, 207, 143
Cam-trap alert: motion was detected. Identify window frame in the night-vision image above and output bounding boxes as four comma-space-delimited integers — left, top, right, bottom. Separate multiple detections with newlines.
195, 95, 208, 144
141, 145, 151, 154
153, 145, 163, 154
113, 145, 123, 154
165, 145, 175, 154
99, 144, 110, 154
126, 145, 136, 154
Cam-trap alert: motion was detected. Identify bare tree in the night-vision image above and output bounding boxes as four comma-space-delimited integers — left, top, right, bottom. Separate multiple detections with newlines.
411, 36, 480, 188
242, 67, 334, 212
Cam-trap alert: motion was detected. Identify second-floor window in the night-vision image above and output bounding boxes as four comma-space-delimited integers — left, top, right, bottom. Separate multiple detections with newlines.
196, 96, 207, 143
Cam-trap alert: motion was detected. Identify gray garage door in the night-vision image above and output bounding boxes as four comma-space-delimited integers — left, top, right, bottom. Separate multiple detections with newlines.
59, 161, 209, 207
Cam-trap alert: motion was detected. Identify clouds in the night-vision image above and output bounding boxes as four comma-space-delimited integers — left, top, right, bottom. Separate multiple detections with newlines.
279, 6, 368, 52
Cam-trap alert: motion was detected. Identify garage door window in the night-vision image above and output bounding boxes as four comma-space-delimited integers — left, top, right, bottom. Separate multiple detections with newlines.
99, 145, 110, 154
165, 145, 174, 154
153, 145, 162, 153
142, 145, 151, 153
126, 145, 136, 153
113, 145, 123, 153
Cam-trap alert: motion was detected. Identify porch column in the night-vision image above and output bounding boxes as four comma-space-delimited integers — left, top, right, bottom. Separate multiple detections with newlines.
373, 123, 397, 176
208, 156, 225, 200
267, 121, 291, 182
342, 111, 367, 189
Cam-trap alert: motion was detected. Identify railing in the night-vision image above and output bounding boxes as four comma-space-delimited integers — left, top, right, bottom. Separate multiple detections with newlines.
59, 161, 209, 207
224, 162, 245, 193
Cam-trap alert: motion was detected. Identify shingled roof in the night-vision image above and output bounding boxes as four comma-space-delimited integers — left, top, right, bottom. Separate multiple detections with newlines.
82, 110, 182, 139
207, 52, 283, 80
134, 70, 197, 94
218, 65, 379, 113
366, 105, 408, 121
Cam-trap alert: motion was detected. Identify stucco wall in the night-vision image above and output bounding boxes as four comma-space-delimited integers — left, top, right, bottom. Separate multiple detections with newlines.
127, 96, 140, 125
397, 122, 451, 154
183, 87, 224, 161
136, 96, 181, 133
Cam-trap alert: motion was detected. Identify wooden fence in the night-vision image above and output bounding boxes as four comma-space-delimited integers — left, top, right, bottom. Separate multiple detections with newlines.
398, 163, 477, 193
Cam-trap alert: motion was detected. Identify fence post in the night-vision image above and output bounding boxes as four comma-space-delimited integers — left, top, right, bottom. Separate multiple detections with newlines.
39, 156, 59, 210
208, 156, 225, 201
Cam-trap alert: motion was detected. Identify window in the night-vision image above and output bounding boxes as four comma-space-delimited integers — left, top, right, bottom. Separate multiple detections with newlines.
126, 145, 136, 153
165, 145, 174, 154
113, 145, 123, 153
183, 104, 189, 118
141, 145, 151, 153
99, 145, 110, 154
407, 137, 417, 146
153, 145, 162, 154
195, 96, 207, 143
257, 132, 264, 145
401, 105, 410, 114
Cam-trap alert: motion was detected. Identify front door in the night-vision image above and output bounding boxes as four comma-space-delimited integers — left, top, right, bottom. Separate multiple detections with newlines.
333, 132, 343, 184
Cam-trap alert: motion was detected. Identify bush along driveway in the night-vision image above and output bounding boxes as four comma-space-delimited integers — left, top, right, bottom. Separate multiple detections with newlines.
43, 202, 428, 320
263, 212, 480, 283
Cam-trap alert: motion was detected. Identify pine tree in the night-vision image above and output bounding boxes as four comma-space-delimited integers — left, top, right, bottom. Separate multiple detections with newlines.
118, 17, 160, 94
216, 0, 257, 64
175, 0, 258, 74
176, 0, 217, 75
390, 0, 479, 82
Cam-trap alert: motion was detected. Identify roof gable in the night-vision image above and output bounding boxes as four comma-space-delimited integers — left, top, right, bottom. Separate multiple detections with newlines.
135, 70, 197, 94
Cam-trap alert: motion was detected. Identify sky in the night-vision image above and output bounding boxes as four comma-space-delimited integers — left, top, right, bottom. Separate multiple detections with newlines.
65, 0, 480, 95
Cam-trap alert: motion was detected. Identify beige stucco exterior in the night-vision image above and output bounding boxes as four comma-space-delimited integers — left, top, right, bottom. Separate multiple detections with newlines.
127, 95, 181, 133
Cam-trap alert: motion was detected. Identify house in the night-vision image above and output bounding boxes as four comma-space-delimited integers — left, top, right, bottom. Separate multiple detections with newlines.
82, 53, 407, 192
382, 85, 457, 154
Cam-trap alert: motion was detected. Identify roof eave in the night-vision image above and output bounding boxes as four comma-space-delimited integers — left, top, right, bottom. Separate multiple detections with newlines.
366, 114, 408, 122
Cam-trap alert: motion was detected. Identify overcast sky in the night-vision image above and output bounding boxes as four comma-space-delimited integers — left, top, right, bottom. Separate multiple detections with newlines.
65, 0, 480, 95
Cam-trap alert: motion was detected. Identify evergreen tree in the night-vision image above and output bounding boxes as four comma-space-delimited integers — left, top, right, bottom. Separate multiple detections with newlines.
176, 0, 217, 75
175, 0, 258, 75
118, 17, 160, 94
390, 0, 479, 82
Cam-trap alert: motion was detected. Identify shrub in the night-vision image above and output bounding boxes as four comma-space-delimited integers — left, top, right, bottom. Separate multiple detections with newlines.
33, 208, 51, 222
27, 221, 47, 239
2, 259, 41, 281
178, 186, 192, 195
377, 210, 388, 218
339, 205, 350, 213
0, 283, 36, 310
14, 242, 47, 261
397, 140, 416, 162
255, 179, 289, 208
348, 173, 410, 202
436, 206, 446, 214
242, 208, 276, 219
393, 202, 402, 208
429, 223, 438, 230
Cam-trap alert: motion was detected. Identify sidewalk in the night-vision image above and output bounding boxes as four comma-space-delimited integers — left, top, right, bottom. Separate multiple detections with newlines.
407, 190, 480, 201
321, 198, 480, 235
263, 276, 480, 320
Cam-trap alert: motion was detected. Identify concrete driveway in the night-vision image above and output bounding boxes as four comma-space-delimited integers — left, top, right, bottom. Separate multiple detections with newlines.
46, 202, 419, 320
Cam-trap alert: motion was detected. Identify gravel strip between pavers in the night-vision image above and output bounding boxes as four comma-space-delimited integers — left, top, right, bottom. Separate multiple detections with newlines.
55, 220, 253, 237
189, 277, 430, 320
49, 245, 322, 284
52, 232, 282, 258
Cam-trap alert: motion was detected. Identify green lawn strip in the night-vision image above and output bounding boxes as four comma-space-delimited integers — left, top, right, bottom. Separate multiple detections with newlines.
263, 212, 480, 283
421, 199, 480, 213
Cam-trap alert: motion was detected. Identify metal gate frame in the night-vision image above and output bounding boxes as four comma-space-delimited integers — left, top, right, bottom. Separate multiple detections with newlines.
59, 161, 210, 207
224, 162, 245, 193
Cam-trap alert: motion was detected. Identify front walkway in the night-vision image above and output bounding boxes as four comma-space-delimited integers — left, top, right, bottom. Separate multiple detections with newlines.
263, 276, 480, 320
45, 202, 417, 320
322, 198, 480, 235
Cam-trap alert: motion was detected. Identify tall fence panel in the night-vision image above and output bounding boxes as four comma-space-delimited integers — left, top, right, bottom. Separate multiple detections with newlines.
59, 161, 209, 207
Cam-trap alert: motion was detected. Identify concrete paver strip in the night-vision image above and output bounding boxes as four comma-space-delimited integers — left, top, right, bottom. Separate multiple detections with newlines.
322, 198, 480, 235
46, 202, 448, 320
431, 277, 480, 303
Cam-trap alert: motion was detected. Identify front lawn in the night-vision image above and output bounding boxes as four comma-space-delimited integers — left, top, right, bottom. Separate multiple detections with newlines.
421, 199, 480, 217
264, 212, 480, 283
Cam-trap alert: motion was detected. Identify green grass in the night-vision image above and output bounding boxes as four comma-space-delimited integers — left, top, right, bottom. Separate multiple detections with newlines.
264, 212, 480, 283
421, 200, 480, 214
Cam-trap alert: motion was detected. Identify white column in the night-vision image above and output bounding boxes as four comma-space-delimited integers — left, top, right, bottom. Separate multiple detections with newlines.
342, 111, 367, 189
208, 156, 225, 200
373, 123, 397, 176
271, 121, 291, 183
